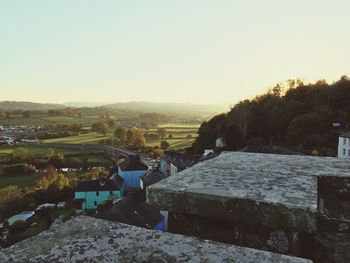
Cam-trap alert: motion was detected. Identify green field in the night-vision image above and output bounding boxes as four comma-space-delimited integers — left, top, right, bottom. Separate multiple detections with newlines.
0, 146, 82, 155
0, 115, 101, 127
42, 132, 112, 144
147, 137, 196, 150
0, 174, 36, 188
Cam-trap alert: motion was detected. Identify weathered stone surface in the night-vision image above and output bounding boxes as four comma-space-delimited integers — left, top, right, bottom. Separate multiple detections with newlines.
147, 152, 343, 231
147, 152, 350, 261
0, 216, 311, 263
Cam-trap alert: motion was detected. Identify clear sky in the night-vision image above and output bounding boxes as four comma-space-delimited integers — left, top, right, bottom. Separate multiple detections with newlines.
1, 1, 349, 105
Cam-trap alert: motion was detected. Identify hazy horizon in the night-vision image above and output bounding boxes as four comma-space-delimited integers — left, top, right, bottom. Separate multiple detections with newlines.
1, 1, 350, 104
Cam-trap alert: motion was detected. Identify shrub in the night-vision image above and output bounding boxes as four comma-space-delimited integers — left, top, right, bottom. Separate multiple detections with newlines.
9, 221, 30, 235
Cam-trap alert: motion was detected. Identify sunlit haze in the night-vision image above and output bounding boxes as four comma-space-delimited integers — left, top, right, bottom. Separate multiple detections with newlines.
1, 0, 349, 105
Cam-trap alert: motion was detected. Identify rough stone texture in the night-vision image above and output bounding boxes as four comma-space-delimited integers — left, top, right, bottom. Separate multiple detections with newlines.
147, 152, 329, 231
147, 152, 350, 261
0, 216, 311, 263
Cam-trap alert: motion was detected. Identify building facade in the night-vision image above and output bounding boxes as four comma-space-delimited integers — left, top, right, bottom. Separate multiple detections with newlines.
338, 133, 350, 158
75, 178, 124, 213
118, 155, 149, 189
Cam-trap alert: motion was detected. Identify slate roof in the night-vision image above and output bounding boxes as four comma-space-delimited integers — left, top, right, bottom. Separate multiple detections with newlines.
97, 195, 163, 229
112, 174, 125, 188
119, 155, 148, 171
340, 132, 350, 139
76, 179, 123, 192
141, 169, 168, 188
162, 152, 200, 171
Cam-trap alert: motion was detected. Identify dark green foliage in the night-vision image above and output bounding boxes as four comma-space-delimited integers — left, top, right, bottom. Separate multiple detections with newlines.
194, 76, 350, 155
160, 140, 170, 150
0, 163, 36, 177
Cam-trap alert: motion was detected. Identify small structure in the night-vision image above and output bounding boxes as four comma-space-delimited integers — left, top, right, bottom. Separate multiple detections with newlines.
140, 169, 168, 189
35, 203, 56, 212
338, 132, 350, 158
97, 195, 164, 231
75, 177, 124, 213
160, 152, 199, 177
215, 137, 225, 148
203, 149, 214, 156
117, 155, 148, 189
0, 211, 35, 228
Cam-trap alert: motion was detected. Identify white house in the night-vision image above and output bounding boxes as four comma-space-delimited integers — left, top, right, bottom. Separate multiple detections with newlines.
338, 133, 350, 158
216, 137, 225, 148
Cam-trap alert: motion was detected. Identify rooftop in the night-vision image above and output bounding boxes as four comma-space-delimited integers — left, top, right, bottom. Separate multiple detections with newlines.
119, 155, 148, 171
97, 195, 163, 229
76, 178, 123, 192
141, 169, 168, 188
147, 152, 350, 231
0, 216, 311, 263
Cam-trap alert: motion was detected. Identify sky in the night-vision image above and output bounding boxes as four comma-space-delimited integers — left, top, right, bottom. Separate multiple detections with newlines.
1, 1, 350, 106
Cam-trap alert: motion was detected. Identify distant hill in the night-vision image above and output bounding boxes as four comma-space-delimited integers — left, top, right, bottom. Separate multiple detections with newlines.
192, 76, 350, 156
104, 101, 228, 117
0, 101, 64, 111
63, 102, 110, 108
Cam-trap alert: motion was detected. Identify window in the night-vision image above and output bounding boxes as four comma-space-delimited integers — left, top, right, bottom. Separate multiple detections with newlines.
110, 191, 113, 196
348, 149, 350, 156
96, 191, 99, 196
343, 149, 346, 156
344, 138, 347, 145
94, 201, 97, 206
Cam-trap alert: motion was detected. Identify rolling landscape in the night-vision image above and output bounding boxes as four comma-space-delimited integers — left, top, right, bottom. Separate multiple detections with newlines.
1, 1, 350, 262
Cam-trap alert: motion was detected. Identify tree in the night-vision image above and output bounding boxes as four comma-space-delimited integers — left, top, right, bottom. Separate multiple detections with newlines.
84, 167, 109, 180
224, 124, 243, 150
22, 111, 31, 118
47, 148, 54, 160
160, 140, 170, 150
114, 126, 128, 143
157, 128, 167, 139
91, 122, 107, 136
123, 127, 147, 149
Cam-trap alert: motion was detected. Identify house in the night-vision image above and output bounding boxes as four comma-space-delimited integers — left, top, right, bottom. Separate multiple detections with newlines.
140, 169, 168, 189
96, 195, 164, 231
117, 155, 149, 189
338, 132, 350, 158
0, 211, 35, 228
203, 149, 214, 156
216, 137, 225, 148
75, 177, 124, 213
160, 152, 199, 177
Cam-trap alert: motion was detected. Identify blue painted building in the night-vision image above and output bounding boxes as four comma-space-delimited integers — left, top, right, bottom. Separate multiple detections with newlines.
75, 177, 124, 213
118, 155, 149, 189
96, 194, 165, 231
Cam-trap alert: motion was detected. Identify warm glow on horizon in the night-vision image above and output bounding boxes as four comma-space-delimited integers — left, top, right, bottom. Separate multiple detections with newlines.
1, 0, 349, 105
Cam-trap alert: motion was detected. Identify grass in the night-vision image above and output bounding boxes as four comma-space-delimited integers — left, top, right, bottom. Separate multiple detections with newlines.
0, 146, 82, 155
147, 137, 196, 150
157, 123, 200, 128
0, 174, 36, 188
0, 115, 101, 127
42, 132, 112, 144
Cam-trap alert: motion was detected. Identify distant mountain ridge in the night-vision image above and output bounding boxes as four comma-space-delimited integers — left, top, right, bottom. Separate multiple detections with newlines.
0, 100, 229, 118
104, 101, 228, 117
0, 101, 64, 111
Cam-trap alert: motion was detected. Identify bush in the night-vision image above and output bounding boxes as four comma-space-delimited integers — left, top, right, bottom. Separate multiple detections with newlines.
0, 163, 36, 177
9, 221, 30, 235
246, 137, 265, 146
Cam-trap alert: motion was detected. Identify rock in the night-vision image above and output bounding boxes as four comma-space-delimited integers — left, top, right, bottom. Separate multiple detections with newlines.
0, 216, 311, 263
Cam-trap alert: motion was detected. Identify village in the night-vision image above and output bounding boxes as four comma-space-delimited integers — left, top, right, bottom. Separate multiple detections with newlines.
0, 132, 349, 262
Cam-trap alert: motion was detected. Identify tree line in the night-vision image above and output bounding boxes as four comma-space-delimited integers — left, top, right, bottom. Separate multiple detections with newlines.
192, 76, 350, 156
